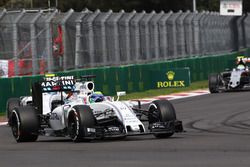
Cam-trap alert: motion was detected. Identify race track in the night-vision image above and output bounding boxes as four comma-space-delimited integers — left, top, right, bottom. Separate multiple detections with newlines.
1, 91, 250, 167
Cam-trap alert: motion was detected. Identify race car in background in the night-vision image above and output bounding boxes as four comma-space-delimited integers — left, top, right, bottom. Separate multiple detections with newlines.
6, 74, 183, 142
209, 56, 250, 93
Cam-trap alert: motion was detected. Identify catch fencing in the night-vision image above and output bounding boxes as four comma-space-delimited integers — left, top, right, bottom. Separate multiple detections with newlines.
0, 49, 246, 113
0, 8, 250, 76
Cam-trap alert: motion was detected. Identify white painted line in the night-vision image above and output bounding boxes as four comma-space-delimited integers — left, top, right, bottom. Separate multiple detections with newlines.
140, 89, 210, 102
0, 122, 8, 126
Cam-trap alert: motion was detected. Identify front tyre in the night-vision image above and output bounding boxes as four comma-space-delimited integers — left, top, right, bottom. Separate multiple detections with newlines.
209, 73, 221, 93
10, 106, 39, 142
149, 100, 177, 138
68, 105, 96, 142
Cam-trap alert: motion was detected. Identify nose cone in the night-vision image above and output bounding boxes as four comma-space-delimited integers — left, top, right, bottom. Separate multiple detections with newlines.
229, 71, 242, 88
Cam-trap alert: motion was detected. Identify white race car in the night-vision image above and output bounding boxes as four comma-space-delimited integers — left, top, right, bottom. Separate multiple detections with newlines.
208, 56, 250, 93
7, 75, 183, 142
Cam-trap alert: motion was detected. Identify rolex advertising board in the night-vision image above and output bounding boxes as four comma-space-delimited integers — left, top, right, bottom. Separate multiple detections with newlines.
150, 68, 190, 88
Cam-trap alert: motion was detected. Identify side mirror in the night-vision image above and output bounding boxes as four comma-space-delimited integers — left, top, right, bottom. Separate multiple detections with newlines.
117, 91, 126, 96
116, 91, 126, 101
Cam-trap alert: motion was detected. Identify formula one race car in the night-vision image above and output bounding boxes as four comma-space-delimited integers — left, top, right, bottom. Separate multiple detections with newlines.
7, 74, 183, 142
209, 56, 250, 93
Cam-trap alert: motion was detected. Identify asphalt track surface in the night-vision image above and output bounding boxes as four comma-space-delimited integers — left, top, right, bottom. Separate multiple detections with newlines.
1, 92, 250, 167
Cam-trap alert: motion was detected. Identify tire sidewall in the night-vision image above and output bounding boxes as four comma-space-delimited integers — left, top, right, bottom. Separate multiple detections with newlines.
209, 74, 220, 93
148, 100, 177, 138
68, 108, 82, 141
149, 100, 176, 123
68, 105, 96, 142
10, 106, 39, 142
11, 110, 21, 141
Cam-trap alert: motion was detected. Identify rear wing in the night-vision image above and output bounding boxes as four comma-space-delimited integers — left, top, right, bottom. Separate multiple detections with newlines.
32, 75, 76, 115
41, 75, 75, 92
236, 56, 250, 63
76, 75, 96, 82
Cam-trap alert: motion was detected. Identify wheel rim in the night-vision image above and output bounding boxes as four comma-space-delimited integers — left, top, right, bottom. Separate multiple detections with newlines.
69, 120, 76, 139
11, 111, 20, 140
68, 112, 80, 141
12, 118, 18, 138
149, 103, 160, 123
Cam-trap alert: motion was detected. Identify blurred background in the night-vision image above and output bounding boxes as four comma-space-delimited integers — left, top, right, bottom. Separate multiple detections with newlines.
0, 0, 249, 77
1, 0, 250, 12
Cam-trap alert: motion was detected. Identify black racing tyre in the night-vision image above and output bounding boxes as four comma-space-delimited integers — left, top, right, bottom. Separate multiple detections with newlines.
149, 100, 176, 138
6, 98, 20, 124
10, 106, 39, 142
68, 105, 96, 142
209, 73, 220, 93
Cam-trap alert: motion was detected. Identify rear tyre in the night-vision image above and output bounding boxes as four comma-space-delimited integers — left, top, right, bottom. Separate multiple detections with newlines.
6, 98, 20, 125
149, 100, 176, 138
10, 106, 39, 142
68, 105, 96, 142
209, 74, 220, 93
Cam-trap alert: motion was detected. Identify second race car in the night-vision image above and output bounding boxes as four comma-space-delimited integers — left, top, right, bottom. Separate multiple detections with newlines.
209, 56, 250, 93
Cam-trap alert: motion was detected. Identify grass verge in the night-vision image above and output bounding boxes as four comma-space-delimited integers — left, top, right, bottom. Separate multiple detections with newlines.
120, 80, 208, 100
0, 112, 5, 121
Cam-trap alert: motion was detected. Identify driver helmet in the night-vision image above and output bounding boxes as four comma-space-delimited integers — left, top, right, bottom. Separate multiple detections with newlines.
237, 64, 245, 70
237, 58, 246, 70
90, 92, 104, 102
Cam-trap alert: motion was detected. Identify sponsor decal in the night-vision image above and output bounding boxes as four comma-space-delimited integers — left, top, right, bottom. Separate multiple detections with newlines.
105, 126, 120, 132
93, 108, 115, 116
166, 71, 175, 80
152, 68, 190, 88
157, 80, 185, 88
41, 75, 75, 92
44, 75, 74, 81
